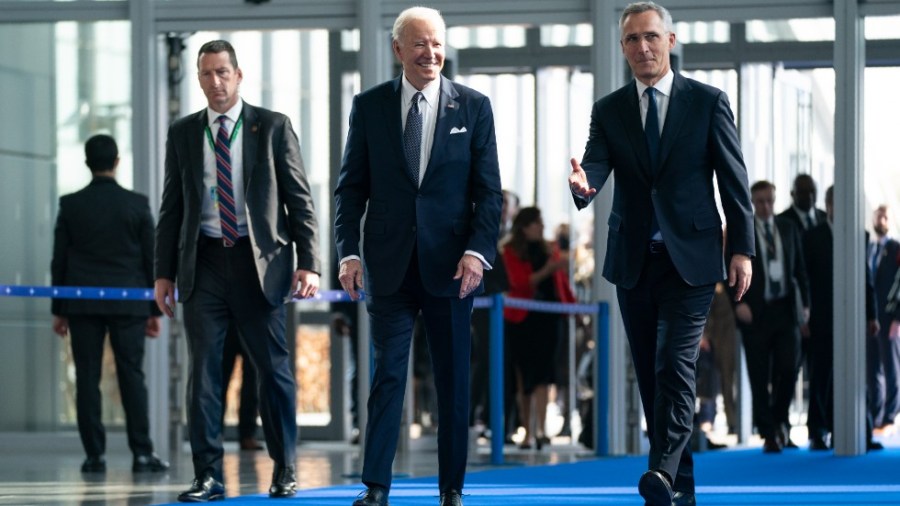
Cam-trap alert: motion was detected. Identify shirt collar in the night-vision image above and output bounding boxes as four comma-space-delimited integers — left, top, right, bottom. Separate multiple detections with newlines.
636, 69, 674, 99
792, 205, 815, 222
401, 75, 441, 110
207, 99, 243, 127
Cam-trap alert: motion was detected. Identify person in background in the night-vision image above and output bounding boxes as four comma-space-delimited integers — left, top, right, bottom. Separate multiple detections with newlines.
868, 205, 900, 436
803, 185, 882, 451
155, 39, 321, 501
568, 2, 754, 504
734, 180, 809, 453
51, 134, 169, 475
502, 207, 575, 450
221, 324, 262, 451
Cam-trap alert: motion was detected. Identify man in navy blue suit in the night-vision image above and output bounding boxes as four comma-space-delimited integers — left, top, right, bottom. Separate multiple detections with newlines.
334, 7, 502, 506
568, 3, 754, 505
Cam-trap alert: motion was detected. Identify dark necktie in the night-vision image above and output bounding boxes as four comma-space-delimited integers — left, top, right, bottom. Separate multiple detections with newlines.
805, 213, 814, 230
645, 87, 660, 171
871, 242, 882, 278
645, 88, 661, 237
403, 92, 424, 187
764, 221, 781, 297
215, 115, 239, 247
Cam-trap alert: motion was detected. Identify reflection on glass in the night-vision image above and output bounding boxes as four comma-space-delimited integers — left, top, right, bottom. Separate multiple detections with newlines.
865, 15, 900, 41
674, 21, 729, 44
447, 25, 526, 49
746, 18, 834, 42
540, 24, 592, 47
296, 323, 331, 426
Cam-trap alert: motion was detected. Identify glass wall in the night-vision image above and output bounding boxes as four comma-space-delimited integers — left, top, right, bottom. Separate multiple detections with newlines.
0, 19, 131, 429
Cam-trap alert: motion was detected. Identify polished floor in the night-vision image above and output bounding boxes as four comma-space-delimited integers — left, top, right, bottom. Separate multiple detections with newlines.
0, 430, 595, 505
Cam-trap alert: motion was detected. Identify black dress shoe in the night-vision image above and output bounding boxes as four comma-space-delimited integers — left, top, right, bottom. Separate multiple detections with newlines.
867, 440, 885, 451
638, 470, 673, 506
673, 491, 696, 506
81, 455, 106, 473
440, 489, 463, 506
268, 465, 297, 498
133, 453, 170, 472
809, 436, 829, 451
177, 474, 225, 502
762, 437, 782, 453
352, 486, 389, 506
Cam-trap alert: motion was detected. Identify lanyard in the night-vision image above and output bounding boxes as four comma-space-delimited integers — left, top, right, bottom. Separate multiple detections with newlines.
205, 115, 244, 150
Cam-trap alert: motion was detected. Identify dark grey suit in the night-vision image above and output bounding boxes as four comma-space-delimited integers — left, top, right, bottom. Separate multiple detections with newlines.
51, 176, 158, 459
156, 101, 320, 481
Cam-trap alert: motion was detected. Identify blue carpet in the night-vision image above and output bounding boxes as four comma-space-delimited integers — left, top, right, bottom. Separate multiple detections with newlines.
158, 447, 900, 505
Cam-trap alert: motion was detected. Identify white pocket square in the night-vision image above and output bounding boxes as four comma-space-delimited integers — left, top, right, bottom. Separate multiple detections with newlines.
449, 126, 467, 134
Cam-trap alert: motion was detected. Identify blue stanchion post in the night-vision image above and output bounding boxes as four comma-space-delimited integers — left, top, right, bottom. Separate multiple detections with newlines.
489, 293, 505, 466
596, 301, 610, 457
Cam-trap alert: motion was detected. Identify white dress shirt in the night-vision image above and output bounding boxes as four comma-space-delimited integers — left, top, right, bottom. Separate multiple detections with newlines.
201, 99, 248, 238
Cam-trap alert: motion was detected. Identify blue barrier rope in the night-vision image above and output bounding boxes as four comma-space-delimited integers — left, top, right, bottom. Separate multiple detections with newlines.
3, 284, 609, 461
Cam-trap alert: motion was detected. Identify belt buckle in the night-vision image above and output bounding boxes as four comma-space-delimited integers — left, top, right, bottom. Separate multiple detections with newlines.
649, 241, 666, 254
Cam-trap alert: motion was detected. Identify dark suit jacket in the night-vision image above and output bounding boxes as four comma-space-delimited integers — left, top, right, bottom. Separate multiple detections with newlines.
51, 176, 158, 316
778, 206, 828, 234
740, 216, 810, 327
155, 101, 321, 306
575, 73, 754, 288
871, 237, 900, 325
334, 76, 503, 297
804, 224, 876, 337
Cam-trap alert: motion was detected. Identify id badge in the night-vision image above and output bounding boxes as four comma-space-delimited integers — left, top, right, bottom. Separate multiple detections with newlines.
768, 259, 784, 281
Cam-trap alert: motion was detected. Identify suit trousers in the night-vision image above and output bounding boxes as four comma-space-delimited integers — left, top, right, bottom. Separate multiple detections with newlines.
222, 324, 259, 440
867, 324, 900, 427
68, 314, 153, 458
183, 236, 296, 481
807, 331, 834, 438
617, 247, 714, 494
740, 299, 800, 440
362, 254, 473, 493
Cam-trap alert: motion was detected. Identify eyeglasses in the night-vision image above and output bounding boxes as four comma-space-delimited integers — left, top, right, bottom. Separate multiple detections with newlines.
622, 31, 668, 47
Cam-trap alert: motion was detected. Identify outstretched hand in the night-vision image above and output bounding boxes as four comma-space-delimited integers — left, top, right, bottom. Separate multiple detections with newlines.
568, 158, 597, 200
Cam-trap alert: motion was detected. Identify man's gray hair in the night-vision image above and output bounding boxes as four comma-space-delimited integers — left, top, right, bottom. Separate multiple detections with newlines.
620, 1, 675, 33
392, 6, 446, 42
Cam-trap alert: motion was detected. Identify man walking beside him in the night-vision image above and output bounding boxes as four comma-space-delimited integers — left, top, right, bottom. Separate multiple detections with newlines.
568, 2, 754, 505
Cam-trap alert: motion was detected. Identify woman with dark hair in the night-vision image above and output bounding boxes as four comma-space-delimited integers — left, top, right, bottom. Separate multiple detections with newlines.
502, 207, 575, 449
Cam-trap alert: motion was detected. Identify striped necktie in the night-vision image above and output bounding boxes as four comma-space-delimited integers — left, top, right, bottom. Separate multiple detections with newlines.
215, 115, 239, 247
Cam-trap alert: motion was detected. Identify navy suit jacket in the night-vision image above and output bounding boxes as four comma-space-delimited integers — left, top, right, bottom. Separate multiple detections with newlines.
576, 73, 754, 288
334, 76, 502, 297
871, 237, 900, 325
155, 101, 321, 306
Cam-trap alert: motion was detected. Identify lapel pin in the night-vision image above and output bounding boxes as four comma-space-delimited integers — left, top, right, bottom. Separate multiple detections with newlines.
447, 103, 456, 109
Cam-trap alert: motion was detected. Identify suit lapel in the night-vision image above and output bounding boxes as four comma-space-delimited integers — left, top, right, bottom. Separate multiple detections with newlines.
384, 78, 405, 173
617, 82, 652, 184
421, 76, 460, 186
189, 110, 207, 202
657, 73, 692, 174
241, 102, 259, 195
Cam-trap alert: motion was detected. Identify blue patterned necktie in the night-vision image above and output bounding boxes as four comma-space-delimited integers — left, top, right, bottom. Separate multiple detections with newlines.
646, 88, 661, 237
215, 115, 239, 247
403, 92, 424, 186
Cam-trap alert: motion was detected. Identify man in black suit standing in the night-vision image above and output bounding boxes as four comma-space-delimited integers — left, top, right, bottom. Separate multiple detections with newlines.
334, 7, 502, 506
867, 205, 900, 434
803, 185, 881, 450
155, 40, 321, 501
734, 181, 809, 453
568, 3, 754, 505
778, 174, 828, 233
51, 134, 169, 474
